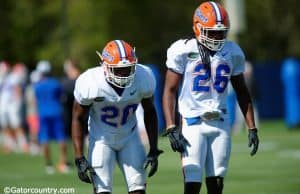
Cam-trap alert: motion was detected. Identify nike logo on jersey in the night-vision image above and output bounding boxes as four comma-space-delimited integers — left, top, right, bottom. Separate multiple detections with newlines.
94, 97, 105, 102
130, 89, 137, 96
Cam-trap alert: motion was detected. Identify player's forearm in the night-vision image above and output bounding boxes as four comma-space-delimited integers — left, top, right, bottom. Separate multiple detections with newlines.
232, 74, 256, 128
71, 102, 89, 158
72, 115, 85, 158
163, 70, 180, 128
72, 127, 84, 158
237, 94, 256, 129
163, 89, 177, 127
144, 107, 158, 151
244, 103, 256, 129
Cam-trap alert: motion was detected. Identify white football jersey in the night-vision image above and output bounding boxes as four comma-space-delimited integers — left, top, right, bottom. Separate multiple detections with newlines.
166, 38, 245, 118
74, 64, 156, 145
0, 73, 23, 108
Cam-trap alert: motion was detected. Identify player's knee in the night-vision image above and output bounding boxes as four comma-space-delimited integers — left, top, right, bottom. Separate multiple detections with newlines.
206, 176, 224, 194
183, 164, 202, 182
184, 182, 201, 194
127, 174, 146, 192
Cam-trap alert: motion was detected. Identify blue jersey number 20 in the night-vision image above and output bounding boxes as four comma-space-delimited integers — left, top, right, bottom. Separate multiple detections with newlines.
101, 104, 138, 127
192, 63, 230, 93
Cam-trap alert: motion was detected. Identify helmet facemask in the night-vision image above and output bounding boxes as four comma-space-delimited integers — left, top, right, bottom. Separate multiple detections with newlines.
197, 23, 228, 51
104, 61, 136, 88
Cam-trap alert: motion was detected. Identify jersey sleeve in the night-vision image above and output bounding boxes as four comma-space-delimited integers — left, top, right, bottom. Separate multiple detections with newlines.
166, 40, 187, 74
74, 70, 94, 106
138, 65, 156, 98
229, 42, 246, 76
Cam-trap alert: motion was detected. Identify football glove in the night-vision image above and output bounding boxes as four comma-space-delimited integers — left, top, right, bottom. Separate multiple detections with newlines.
144, 149, 163, 177
163, 125, 189, 153
75, 156, 92, 183
248, 128, 259, 156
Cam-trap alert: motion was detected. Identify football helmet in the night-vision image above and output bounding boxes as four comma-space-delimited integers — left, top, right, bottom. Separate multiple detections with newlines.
97, 40, 137, 88
193, 1, 230, 51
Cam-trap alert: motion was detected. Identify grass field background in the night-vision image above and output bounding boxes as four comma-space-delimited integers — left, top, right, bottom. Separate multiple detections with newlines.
1, 120, 300, 194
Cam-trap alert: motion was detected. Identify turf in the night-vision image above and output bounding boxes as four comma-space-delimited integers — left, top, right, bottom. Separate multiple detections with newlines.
0, 120, 300, 194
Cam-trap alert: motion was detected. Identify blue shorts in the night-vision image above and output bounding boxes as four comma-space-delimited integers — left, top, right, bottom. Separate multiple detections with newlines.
38, 116, 66, 144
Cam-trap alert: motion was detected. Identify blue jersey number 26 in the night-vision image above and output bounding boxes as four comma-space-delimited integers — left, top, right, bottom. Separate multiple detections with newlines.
192, 63, 230, 93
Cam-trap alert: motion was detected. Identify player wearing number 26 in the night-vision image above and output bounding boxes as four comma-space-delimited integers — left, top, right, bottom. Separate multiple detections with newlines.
163, 1, 259, 194
72, 40, 162, 194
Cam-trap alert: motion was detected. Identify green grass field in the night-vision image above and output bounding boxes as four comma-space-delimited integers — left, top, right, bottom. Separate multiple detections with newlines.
1, 120, 300, 194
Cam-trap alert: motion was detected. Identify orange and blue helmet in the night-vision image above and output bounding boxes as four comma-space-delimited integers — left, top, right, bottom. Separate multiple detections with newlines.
193, 1, 230, 51
96, 40, 137, 88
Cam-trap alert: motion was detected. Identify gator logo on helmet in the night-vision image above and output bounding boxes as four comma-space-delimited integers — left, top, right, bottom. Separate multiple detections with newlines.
195, 9, 208, 23
102, 49, 114, 63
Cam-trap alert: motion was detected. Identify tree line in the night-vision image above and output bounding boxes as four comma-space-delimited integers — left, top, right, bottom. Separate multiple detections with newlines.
0, 0, 299, 74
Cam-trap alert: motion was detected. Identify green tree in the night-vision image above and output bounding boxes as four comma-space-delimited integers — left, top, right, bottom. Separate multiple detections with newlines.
239, 0, 300, 62
1, 0, 300, 73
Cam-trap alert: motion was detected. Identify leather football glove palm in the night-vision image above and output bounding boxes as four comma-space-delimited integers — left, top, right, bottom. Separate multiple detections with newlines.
248, 128, 259, 156
75, 156, 92, 183
164, 125, 189, 153
144, 149, 163, 177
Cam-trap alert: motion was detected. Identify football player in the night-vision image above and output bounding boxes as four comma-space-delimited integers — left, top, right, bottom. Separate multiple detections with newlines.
0, 63, 29, 153
162, 1, 259, 194
72, 40, 163, 194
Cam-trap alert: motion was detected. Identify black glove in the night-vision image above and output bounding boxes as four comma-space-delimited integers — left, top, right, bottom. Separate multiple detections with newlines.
144, 149, 163, 177
75, 156, 92, 183
248, 128, 259, 156
163, 125, 189, 153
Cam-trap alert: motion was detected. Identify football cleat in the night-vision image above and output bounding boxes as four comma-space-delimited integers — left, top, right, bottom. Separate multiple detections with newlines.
56, 162, 70, 174
45, 165, 55, 175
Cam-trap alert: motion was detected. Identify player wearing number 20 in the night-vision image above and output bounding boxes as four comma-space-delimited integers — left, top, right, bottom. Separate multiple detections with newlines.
163, 2, 259, 194
72, 40, 162, 194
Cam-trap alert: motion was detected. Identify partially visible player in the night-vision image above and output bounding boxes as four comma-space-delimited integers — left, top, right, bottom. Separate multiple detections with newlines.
72, 40, 162, 194
0, 61, 10, 88
61, 59, 81, 139
162, 2, 259, 194
0, 61, 10, 150
0, 62, 28, 153
25, 70, 41, 155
